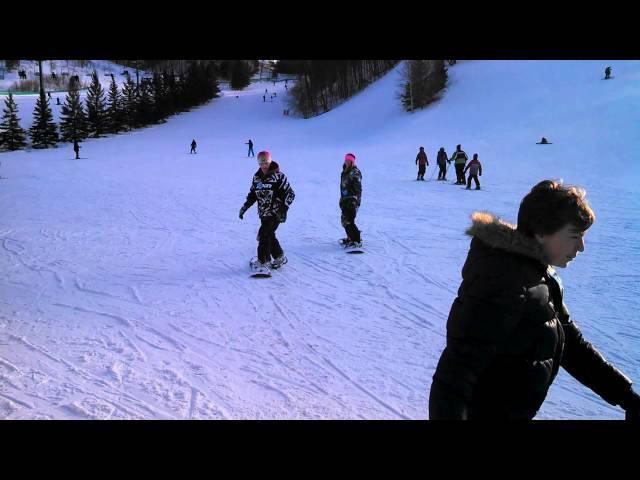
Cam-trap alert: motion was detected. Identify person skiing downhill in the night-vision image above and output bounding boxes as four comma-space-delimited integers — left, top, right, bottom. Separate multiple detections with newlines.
73, 139, 81, 159
239, 151, 295, 270
339, 153, 363, 248
429, 180, 640, 420
190, 139, 197, 154
415, 147, 429, 181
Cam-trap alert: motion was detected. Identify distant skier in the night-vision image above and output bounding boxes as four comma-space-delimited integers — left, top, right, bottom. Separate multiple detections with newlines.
415, 147, 429, 181
537, 137, 550, 145
239, 151, 295, 271
190, 139, 197, 154
246, 139, 255, 157
605, 66, 612, 79
464, 153, 482, 190
73, 139, 81, 160
436, 147, 450, 181
452, 144, 469, 184
56, 97, 61, 105
339, 153, 363, 248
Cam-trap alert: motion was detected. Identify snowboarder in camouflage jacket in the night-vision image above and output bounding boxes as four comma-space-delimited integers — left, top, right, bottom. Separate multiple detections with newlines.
239, 151, 295, 267
340, 153, 362, 246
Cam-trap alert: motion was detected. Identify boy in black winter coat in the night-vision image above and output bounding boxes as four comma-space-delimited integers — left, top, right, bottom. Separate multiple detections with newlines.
429, 180, 640, 420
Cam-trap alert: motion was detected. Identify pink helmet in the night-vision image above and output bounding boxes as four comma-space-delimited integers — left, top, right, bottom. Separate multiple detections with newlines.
344, 153, 356, 165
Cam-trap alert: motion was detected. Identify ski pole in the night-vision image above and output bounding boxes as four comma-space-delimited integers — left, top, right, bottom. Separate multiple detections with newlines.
427, 164, 437, 181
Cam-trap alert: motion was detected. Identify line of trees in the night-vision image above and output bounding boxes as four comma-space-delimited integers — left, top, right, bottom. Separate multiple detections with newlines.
399, 60, 448, 112
277, 60, 400, 118
0, 62, 221, 151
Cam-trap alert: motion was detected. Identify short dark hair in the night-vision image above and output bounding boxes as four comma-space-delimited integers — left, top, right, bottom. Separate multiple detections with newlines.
517, 180, 595, 237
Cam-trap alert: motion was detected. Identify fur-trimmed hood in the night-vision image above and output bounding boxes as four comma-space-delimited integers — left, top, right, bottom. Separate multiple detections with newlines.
466, 211, 550, 265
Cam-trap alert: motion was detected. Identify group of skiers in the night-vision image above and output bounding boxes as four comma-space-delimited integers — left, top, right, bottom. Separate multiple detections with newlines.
415, 144, 483, 190
238, 151, 363, 271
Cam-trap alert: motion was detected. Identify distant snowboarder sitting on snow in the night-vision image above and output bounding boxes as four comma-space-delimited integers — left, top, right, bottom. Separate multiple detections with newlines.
246, 139, 255, 157
415, 147, 429, 181
190, 139, 197, 154
73, 139, 81, 160
464, 153, 482, 190
339, 153, 363, 248
538, 137, 550, 145
437, 147, 450, 181
452, 144, 469, 184
239, 151, 295, 270
605, 66, 612, 79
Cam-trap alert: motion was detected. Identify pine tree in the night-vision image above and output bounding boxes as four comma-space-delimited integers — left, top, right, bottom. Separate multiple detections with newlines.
107, 75, 123, 134
121, 75, 138, 131
136, 78, 154, 125
204, 62, 221, 101
29, 94, 59, 148
229, 60, 252, 90
0, 93, 27, 151
401, 60, 447, 111
59, 83, 88, 142
152, 72, 167, 122
85, 71, 108, 137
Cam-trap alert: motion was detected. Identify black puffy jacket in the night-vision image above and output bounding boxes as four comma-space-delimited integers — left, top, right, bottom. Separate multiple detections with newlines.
242, 161, 295, 222
429, 212, 633, 419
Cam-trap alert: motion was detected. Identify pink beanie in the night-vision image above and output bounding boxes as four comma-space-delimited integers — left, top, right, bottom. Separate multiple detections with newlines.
344, 153, 356, 165
257, 151, 272, 162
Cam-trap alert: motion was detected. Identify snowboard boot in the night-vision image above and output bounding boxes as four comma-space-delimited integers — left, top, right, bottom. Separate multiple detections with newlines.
271, 254, 288, 269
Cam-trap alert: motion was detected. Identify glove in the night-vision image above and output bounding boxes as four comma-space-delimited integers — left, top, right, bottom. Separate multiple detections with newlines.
621, 389, 640, 421
239, 206, 247, 219
479, 173, 482, 176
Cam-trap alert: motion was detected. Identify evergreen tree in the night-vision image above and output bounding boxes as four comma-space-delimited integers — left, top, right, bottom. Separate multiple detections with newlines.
229, 60, 252, 90
401, 60, 447, 111
0, 93, 27, 151
152, 72, 167, 121
205, 62, 221, 100
107, 75, 123, 133
136, 78, 154, 125
163, 71, 180, 115
59, 82, 88, 142
85, 70, 108, 137
121, 75, 138, 131
29, 94, 59, 148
